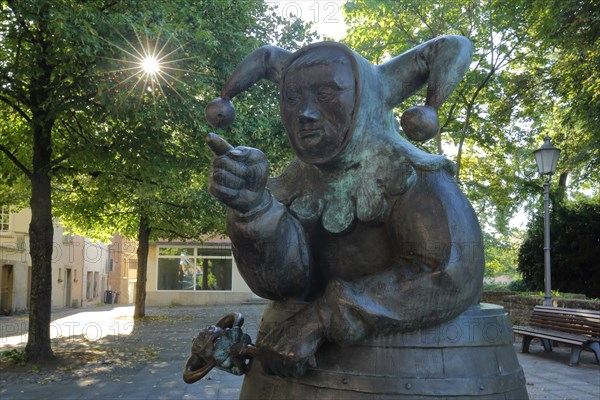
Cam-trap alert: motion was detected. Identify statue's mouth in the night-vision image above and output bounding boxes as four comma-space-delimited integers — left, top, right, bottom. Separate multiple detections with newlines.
299, 127, 323, 139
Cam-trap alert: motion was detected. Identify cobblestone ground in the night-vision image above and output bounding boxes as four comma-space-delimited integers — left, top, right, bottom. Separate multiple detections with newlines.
1, 303, 265, 400
1, 303, 599, 400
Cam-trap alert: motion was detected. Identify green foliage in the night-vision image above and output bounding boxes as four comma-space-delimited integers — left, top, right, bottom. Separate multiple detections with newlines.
518, 195, 600, 298
522, 0, 600, 187
2, 349, 27, 365
342, 0, 600, 278
0, 0, 314, 243
342, 0, 542, 235
483, 230, 520, 278
482, 281, 513, 292
1, 0, 314, 356
507, 279, 531, 293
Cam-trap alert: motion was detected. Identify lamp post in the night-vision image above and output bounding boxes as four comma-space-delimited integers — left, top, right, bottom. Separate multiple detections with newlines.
533, 135, 561, 306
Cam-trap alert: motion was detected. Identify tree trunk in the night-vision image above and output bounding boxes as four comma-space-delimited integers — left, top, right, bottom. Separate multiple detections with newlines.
134, 214, 150, 319
25, 33, 56, 362
25, 116, 55, 363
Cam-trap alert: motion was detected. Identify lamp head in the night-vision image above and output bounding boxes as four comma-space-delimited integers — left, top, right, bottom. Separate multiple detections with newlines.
534, 135, 560, 176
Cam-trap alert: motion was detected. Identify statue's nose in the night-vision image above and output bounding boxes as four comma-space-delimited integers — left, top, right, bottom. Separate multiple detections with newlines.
299, 100, 320, 123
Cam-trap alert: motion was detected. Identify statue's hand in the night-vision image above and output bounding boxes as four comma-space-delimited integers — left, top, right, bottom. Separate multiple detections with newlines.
256, 305, 326, 378
207, 133, 270, 214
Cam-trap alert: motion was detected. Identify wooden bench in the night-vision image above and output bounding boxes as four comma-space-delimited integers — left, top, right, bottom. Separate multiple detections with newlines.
513, 305, 600, 365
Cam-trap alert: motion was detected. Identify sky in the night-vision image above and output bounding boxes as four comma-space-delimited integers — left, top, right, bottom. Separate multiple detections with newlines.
268, 1, 349, 40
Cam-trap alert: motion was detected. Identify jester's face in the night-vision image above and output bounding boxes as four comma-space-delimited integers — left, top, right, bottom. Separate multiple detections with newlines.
280, 48, 356, 165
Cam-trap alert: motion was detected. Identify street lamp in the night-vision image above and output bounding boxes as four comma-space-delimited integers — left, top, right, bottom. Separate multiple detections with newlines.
533, 135, 560, 306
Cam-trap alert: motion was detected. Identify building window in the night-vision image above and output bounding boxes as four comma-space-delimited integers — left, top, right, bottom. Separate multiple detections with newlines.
87, 271, 93, 300
93, 272, 99, 298
0, 206, 9, 232
157, 245, 233, 291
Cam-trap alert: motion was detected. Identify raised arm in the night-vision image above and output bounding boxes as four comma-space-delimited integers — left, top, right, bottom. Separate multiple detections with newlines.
207, 133, 311, 300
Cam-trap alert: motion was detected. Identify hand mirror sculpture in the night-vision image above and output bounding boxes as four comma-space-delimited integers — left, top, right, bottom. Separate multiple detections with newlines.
184, 36, 529, 399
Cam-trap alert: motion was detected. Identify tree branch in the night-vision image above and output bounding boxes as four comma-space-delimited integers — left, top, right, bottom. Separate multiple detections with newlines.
0, 143, 32, 178
0, 94, 31, 122
153, 227, 197, 240
48, 153, 71, 171
100, 1, 120, 12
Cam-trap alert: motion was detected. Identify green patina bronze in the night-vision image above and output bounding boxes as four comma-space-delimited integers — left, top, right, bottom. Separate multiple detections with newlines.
185, 36, 529, 399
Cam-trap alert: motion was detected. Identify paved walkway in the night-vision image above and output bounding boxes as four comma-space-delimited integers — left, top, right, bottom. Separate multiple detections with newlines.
1, 304, 598, 399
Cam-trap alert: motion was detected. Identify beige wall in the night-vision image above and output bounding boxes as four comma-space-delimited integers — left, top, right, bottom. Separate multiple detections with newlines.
107, 235, 137, 305
51, 226, 84, 308
82, 238, 108, 307
2, 208, 256, 312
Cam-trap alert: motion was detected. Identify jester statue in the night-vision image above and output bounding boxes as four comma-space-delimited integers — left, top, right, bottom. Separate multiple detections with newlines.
183, 36, 529, 399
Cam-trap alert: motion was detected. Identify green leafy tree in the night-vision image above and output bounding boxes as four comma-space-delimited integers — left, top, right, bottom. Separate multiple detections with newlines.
341, 0, 599, 277
53, 2, 313, 320
343, 0, 541, 232
483, 230, 521, 279
1, 0, 121, 362
512, 0, 600, 191
0, 0, 313, 362
342, 0, 542, 276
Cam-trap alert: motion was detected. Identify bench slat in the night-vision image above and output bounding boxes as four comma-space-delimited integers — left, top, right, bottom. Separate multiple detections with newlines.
527, 306, 600, 338
530, 311, 600, 324
535, 306, 600, 318
529, 316, 600, 336
513, 326, 590, 345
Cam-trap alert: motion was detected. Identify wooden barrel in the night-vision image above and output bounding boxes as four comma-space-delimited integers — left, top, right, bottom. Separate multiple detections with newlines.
240, 302, 529, 399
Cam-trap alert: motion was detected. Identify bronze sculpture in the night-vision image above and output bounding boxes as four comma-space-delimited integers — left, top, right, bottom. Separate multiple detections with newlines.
185, 36, 529, 399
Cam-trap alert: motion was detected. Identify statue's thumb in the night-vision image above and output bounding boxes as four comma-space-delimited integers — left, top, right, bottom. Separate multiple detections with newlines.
206, 132, 233, 156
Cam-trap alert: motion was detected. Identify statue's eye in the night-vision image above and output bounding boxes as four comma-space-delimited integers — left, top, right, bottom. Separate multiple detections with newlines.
285, 85, 301, 105
316, 86, 336, 102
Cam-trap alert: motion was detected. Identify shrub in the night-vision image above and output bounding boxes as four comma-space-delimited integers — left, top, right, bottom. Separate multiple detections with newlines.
507, 279, 531, 292
2, 349, 26, 365
518, 196, 600, 298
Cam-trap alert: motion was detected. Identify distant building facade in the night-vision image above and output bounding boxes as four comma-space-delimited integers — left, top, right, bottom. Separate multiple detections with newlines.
107, 234, 138, 305
0, 207, 31, 314
0, 207, 109, 314
145, 238, 253, 306
1, 206, 255, 312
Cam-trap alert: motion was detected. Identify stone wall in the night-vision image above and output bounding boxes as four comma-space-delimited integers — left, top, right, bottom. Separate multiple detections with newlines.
481, 291, 600, 326
481, 291, 516, 306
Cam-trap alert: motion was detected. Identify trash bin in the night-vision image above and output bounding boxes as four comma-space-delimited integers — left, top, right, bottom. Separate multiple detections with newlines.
114, 292, 120, 304
104, 290, 114, 304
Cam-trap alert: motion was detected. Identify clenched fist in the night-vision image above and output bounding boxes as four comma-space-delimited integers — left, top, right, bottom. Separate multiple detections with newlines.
207, 133, 270, 214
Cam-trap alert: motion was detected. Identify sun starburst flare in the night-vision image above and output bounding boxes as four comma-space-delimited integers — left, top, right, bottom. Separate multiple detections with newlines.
141, 55, 161, 76
97, 27, 198, 114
